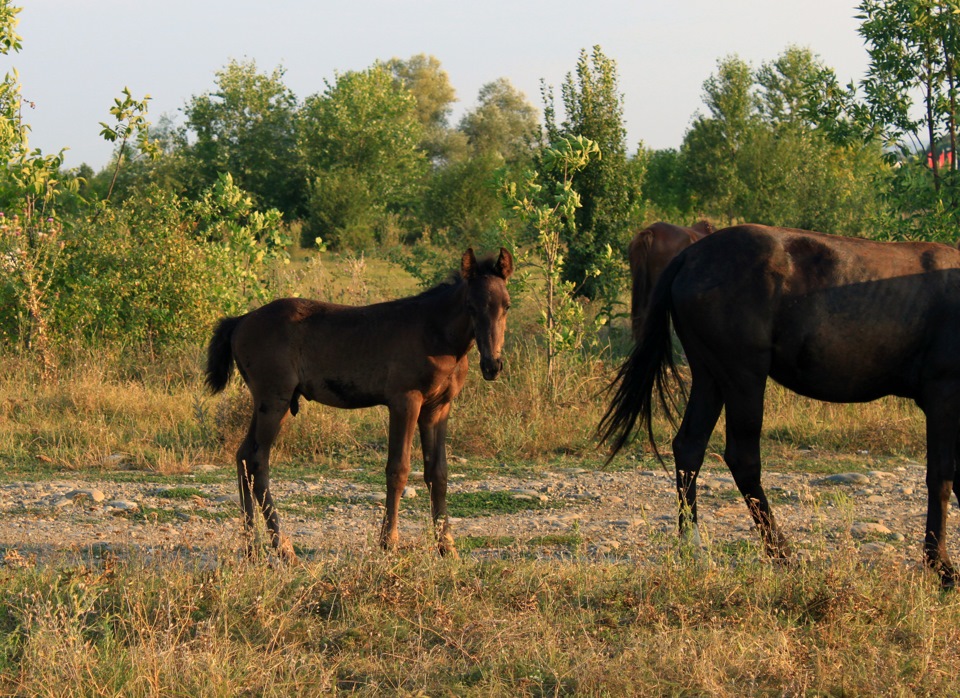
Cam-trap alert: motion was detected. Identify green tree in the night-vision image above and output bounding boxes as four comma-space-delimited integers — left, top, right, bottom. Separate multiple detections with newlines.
501, 135, 604, 391
460, 78, 539, 164
387, 54, 460, 162
183, 59, 303, 216
544, 46, 637, 301
856, 0, 960, 240
0, 0, 75, 372
682, 55, 759, 220
420, 79, 540, 245
299, 63, 428, 249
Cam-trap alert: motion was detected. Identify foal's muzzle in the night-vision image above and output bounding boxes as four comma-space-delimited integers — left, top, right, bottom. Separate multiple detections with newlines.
480, 357, 503, 381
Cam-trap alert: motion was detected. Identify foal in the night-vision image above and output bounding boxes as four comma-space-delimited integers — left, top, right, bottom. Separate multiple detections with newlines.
206, 248, 513, 560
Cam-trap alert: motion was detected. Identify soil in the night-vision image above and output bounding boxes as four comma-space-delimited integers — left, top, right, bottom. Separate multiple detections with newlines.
0, 455, 935, 570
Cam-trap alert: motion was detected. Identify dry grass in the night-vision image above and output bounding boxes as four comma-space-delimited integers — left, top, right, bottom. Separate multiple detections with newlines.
0, 250, 949, 695
2, 543, 959, 696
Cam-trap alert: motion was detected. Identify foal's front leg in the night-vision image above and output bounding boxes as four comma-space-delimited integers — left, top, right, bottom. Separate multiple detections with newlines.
380, 395, 421, 549
419, 403, 456, 556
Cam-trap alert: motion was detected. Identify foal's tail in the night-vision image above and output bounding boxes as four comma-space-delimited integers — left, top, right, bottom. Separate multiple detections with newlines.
598, 255, 687, 463
205, 315, 242, 393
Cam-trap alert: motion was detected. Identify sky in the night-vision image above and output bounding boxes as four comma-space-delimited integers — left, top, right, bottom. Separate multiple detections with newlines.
11, 0, 870, 170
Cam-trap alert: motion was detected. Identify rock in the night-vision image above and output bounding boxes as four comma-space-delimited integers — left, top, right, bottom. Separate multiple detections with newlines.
609, 519, 643, 529
850, 522, 892, 539
101, 453, 128, 468
65, 488, 105, 503
366, 492, 387, 503
402, 486, 417, 499
106, 500, 139, 512
860, 541, 894, 556
820, 473, 871, 486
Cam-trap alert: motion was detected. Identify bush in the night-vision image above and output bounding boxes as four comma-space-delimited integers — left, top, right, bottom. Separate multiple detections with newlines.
25, 178, 289, 350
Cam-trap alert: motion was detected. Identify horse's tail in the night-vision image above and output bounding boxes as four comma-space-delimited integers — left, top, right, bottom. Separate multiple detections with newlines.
598, 254, 687, 463
628, 231, 655, 341
205, 315, 242, 393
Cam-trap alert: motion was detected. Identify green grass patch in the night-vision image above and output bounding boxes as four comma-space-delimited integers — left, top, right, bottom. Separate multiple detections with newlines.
457, 535, 517, 552
156, 486, 207, 500
447, 490, 560, 517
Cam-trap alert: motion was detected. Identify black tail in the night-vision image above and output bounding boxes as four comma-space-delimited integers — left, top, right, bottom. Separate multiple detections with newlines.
598, 255, 688, 462
205, 315, 242, 393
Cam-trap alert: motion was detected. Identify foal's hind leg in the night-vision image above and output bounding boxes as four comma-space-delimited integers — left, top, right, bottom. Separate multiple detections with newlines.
236, 394, 295, 562
419, 403, 456, 556
672, 375, 724, 548
380, 394, 422, 550
723, 381, 789, 559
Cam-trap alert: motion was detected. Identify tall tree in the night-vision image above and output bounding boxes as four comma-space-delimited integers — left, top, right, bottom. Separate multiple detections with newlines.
460, 78, 539, 164
387, 54, 459, 163
183, 59, 303, 216
299, 63, 427, 249
856, 0, 960, 239
681, 55, 759, 221
545, 45, 636, 301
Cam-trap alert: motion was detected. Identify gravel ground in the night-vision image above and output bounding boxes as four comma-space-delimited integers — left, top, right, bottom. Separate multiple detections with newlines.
0, 456, 938, 570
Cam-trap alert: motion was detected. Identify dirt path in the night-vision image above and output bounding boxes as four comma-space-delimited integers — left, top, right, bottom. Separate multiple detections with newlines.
0, 458, 933, 569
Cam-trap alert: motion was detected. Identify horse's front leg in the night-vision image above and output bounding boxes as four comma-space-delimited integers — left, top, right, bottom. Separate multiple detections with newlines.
419, 403, 456, 557
380, 394, 422, 550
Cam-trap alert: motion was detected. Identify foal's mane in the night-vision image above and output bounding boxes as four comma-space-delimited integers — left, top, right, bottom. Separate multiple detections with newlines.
401, 255, 504, 304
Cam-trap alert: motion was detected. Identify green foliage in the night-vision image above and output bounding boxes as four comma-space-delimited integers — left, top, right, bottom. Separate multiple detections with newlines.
183, 59, 303, 216
854, 0, 960, 240
502, 135, 606, 392
299, 63, 428, 250
98, 87, 160, 202
678, 49, 891, 234
544, 46, 638, 301
460, 78, 540, 164
386, 54, 459, 161
45, 177, 286, 348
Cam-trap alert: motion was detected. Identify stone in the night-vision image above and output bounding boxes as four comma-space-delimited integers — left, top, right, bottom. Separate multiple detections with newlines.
402, 486, 417, 499
65, 488, 106, 503
820, 473, 871, 486
106, 500, 139, 512
850, 522, 892, 539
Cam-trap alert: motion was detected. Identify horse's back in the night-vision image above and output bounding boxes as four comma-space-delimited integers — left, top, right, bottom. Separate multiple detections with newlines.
669, 224, 960, 402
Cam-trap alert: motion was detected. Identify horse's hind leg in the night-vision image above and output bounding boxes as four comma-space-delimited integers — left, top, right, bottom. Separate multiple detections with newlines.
922, 403, 960, 586
236, 393, 295, 562
723, 380, 789, 558
419, 403, 456, 556
380, 394, 421, 550
672, 375, 723, 547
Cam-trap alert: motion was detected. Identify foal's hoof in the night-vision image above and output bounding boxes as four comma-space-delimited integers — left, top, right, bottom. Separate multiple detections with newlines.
437, 533, 459, 559
277, 535, 297, 564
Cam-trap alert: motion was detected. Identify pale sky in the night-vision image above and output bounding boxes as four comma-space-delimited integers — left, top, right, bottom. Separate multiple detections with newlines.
12, 1, 869, 170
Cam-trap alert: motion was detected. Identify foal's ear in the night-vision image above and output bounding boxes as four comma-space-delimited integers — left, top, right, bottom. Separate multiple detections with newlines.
495, 247, 514, 280
461, 248, 478, 280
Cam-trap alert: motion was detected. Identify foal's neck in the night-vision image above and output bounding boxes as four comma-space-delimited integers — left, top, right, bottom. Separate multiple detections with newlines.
431, 280, 474, 357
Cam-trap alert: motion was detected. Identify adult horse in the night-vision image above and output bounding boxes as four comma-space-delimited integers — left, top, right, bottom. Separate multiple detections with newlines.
627, 220, 714, 340
600, 224, 960, 587
206, 248, 513, 561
